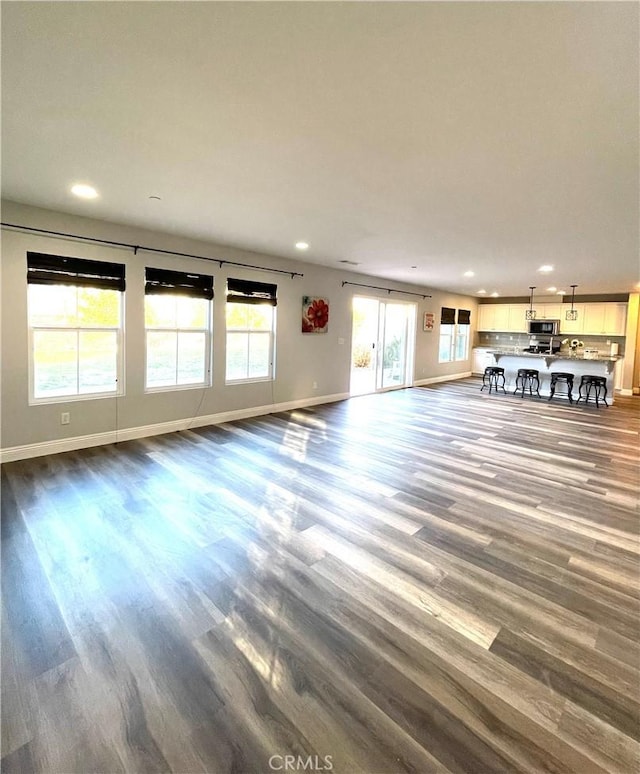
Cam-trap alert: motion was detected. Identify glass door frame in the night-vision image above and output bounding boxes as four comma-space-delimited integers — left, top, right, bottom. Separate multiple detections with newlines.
349, 295, 416, 396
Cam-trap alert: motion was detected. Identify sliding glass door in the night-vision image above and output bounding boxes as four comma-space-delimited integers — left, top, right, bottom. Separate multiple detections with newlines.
350, 297, 415, 395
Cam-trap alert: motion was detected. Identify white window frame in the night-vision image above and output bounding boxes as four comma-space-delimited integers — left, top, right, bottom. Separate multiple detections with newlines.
28, 291, 124, 406
454, 324, 470, 362
225, 303, 276, 385
438, 323, 456, 364
144, 297, 212, 393
439, 323, 470, 363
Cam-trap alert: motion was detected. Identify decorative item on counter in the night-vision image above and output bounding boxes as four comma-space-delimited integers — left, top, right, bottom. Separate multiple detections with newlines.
566, 285, 579, 321
561, 338, 584, 357
525, 286, 537, 320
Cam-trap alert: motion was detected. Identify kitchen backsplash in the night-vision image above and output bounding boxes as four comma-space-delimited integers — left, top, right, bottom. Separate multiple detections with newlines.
476, 332, 625, 356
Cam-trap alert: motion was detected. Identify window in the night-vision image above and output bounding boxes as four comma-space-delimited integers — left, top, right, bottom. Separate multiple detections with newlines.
226, 278, 276, 382
144, 268, 213, 390
455, 309, 471, 361
27, 253, 125, 402
439, 307, 470, 363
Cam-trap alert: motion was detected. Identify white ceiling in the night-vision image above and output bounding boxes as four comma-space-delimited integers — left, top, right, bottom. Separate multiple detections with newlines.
2, 1, 638, 296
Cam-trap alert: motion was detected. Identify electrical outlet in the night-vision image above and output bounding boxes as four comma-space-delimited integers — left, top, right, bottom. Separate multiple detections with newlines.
312, 381, 318, 389
60, 412, 70, 425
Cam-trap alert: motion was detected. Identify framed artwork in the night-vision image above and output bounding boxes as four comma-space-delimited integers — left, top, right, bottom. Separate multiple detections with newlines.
302, 296, 329, 333
423, 312, 435, 332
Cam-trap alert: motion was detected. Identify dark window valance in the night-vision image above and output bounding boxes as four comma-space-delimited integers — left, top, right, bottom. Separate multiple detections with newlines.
227, 278, 277, 306
457, 309, 471, 325
27, 252, 125, 291
440, 306, 456, 325
145, 267, 213, 299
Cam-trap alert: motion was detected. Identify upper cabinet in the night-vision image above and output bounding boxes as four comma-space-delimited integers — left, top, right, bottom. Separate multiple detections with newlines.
508, 304, 529, 332
559, 304, 584, 335
478, 304, 510, 332
538, 303, 563, 319
581, 303, 627, 336
477, 303, 530, 332
477, 302, 627, 336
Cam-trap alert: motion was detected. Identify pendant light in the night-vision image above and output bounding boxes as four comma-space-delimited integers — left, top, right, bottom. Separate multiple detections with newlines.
566, 285, 578, 321
525, 286, 536, 320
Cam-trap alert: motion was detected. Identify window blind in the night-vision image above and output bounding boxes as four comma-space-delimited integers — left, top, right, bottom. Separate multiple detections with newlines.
145, 267, 214, 299
227, 278, 277, 306
440, 306, 456, 325
457, 309, 471, 325
27, 252, 125, 291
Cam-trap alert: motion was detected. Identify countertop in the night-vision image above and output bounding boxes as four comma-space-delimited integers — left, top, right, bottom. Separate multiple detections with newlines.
478, 348, 621, 363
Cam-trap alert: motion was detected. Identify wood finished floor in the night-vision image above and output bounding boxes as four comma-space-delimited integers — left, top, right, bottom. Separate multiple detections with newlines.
2, 378, 639, 774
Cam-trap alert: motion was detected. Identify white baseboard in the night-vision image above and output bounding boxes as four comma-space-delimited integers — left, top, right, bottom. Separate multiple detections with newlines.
0, 392, 350, 463
413, 371, 472, 387
619, 388, 634, 396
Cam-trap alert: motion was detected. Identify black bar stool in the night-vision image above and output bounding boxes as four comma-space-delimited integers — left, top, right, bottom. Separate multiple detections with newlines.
576, 375, 608, 407
548, 371, 574, 403
481, 366, 506, 394
513, 368, 541, 398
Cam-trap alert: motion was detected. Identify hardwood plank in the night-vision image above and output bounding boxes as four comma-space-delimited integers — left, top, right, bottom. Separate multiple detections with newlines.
1, 379, 638, 773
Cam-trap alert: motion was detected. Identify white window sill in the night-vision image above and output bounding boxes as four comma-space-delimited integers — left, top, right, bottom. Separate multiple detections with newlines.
29, 390, 123, 407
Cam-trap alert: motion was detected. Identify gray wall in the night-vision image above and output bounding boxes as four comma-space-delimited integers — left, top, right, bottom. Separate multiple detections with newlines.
1, 201, 477, 450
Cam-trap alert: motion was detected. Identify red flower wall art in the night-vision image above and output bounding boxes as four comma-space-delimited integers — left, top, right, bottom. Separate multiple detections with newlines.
302, 296, 329, 333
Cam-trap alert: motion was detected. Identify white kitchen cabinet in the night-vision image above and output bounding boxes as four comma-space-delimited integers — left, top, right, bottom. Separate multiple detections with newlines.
582, 304, 606, 335
478, 305, 510, 331
507, 304, 529, 332
582, 303, 627, 335
559, 303, 585, 336
478, 301, 627, 336
538, 303, 563, 319
472, 348, 495, 375
603, 304, 627, 336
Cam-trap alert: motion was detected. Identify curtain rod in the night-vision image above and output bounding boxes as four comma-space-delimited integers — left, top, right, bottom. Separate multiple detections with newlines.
342, 280, 431, 299
1, 222, 304, 279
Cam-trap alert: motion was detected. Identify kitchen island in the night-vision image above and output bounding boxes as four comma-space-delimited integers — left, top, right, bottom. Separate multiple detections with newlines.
482, 350, 621, 402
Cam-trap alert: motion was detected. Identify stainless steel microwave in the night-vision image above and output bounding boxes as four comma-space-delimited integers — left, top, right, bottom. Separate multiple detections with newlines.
528, 319, 560, 335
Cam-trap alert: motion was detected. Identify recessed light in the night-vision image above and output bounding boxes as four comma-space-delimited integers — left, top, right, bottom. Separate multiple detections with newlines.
538, 264, 554, 273
477, 289, 486, 294
463, 270, 475, 277
148, 195, 162, 201
295, 242, 309, 250
556, 290, 566, 295
546, 286, 557, 292
71, 183, 98, 199
490, 292, 499, 297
